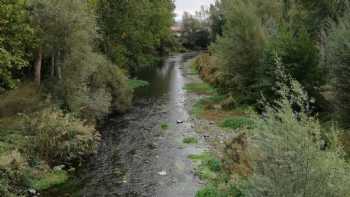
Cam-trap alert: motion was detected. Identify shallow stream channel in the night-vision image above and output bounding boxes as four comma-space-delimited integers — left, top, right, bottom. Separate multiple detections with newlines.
72, 53, 207, 197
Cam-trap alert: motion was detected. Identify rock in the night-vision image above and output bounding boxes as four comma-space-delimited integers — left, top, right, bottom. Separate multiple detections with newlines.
209, 121, 215, 125
28, 189, 37, 195
176, 120, 184, 124
158, 170, 167, 176
68, 167, 76, 172
53, 165, 65, 171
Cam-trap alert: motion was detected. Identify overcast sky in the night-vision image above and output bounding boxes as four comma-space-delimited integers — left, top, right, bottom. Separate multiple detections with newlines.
175, 0, 216, 20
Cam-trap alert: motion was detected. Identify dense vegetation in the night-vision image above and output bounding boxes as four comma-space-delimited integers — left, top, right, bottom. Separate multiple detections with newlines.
187, 0, 350, 196
2, 0, 350, 196
0, 0, 174, 195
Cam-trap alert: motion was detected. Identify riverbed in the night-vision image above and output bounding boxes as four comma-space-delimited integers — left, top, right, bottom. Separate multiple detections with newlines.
76, 53, 207, 197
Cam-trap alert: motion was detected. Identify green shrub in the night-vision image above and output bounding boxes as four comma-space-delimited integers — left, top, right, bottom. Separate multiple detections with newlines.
207, 158, 221, 172
196, 185, 220, 197
243, 80, 350, 196
25, 108, 100, 166
220, 117, 254, 129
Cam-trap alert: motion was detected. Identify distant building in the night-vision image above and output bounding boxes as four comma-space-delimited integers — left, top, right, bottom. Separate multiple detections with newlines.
171, 22, 184, 37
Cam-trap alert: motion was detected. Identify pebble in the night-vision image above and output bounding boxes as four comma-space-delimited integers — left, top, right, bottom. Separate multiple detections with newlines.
158, 170, 167, 176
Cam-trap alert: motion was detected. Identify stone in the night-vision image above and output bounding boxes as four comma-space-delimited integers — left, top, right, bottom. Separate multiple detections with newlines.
53, 165, 65, 171
158, 170, 167, 176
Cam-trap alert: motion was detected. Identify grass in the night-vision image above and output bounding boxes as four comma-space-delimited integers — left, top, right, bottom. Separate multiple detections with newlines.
191, 95, 225, 117
189, 153, 242, 197
188, 152, 221, 181
220, 116, 255, 130
29, 170, 69, 191
128, 79, 149, 89
183, 137, 198, 144
184, 83, 215, 95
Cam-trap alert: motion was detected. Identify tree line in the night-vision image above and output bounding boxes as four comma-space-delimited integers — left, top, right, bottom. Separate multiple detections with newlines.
0, 0, 174, 195
187, 0, 350, 196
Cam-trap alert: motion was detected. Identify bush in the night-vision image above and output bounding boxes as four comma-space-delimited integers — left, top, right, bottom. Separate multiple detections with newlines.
242, 80, 350, 196
25, 108, 100, 166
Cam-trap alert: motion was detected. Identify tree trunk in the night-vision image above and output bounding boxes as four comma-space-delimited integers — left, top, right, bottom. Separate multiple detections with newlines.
34, 47, 43, 86
51, 55, 55, 78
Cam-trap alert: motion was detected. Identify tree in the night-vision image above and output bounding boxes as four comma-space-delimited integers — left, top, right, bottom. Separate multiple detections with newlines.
96, 0, 174, 72
325, 7, 350, 127
0, 0, 34, 89
29, 0, 132, 118
211, 0, 268, 103
181, 12, 211, 50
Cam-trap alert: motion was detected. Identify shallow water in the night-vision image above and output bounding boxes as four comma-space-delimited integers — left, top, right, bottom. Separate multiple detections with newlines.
47, 53, 206, 197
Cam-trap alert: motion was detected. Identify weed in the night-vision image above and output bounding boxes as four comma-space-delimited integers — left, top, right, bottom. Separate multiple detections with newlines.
184, 83, 215, 95
128, 79, 149, 90
183, 137, 198, 144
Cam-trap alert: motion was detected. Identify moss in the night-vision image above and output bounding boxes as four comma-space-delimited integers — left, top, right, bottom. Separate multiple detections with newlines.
29, 170, 69, 191
184, 83, 215, 95
128, 79, 149, 90
183, 137, 198, 144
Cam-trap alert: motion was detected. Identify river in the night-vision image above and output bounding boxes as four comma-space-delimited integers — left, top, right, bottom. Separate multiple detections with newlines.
75, 53, 206, 197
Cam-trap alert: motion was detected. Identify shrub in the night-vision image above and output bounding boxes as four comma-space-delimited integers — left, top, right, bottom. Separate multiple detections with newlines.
25, 108, 100, 166
242, 80, 350, 196
196, 185, 220, 197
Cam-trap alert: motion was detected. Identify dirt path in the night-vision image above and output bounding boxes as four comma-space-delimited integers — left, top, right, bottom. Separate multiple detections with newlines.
79, 53, 209, 197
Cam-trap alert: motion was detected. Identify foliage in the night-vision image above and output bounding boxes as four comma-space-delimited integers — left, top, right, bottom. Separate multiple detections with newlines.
325, 7, 350, 127
29, 0, 132, 119
0, 0, 34, 89
181, 12, 211, 50
96, 0, 174, 72
128, 79, 149, 90
211, 0, 267, 103
24, 108, 100, 166
242, 80, 350, 197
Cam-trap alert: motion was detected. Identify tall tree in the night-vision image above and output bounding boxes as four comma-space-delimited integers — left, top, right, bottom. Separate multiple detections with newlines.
96, 0, 174, 73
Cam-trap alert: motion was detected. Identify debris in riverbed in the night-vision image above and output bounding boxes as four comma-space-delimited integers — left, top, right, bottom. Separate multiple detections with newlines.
158, 170, 167, 176
177, 120, 184, 124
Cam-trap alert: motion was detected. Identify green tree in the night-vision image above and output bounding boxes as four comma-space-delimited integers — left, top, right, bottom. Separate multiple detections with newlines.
0, 0, 34, 89
29, 0, 132, 118
325, 7, 350, 127
96, 0, 174, 72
